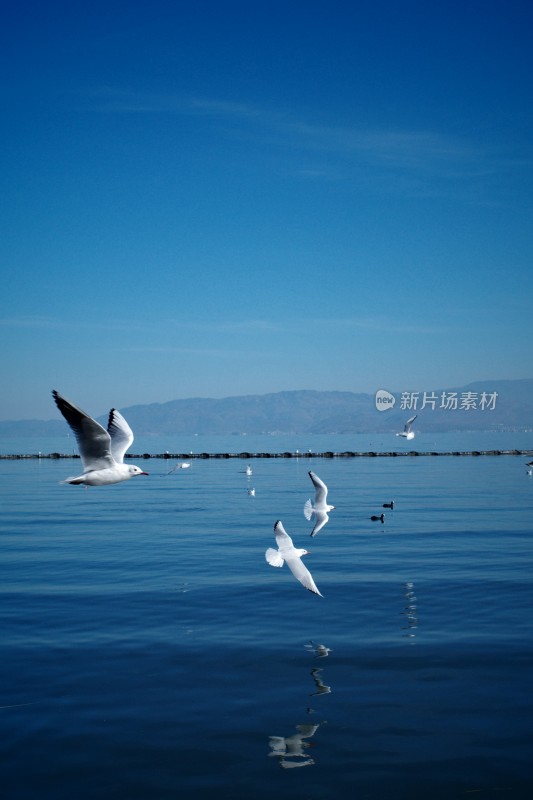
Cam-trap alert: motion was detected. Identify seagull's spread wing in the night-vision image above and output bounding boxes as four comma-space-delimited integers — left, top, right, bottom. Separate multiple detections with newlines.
310, 511, 329, 537
274, 520, 295, 553
309, 471, 327, 505
52, 390, 114, 471
285, 554, 322, 596
107, 408, 134, 463
271, 521, 322, 596
405, 414, 417, 431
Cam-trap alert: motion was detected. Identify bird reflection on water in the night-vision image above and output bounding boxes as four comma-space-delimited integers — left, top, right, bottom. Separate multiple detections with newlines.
309, 668, 331, 696
304, 640, 332, 658
268, 642, 332, 769
401, 581, 418, 640
268, 724, 320, 769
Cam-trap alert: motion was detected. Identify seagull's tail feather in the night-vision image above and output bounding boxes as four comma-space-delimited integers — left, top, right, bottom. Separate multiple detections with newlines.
303, 499, 314, 520
265, 548, 284, 568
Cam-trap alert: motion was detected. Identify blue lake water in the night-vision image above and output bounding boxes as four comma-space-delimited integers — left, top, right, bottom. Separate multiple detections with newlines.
1, 434, 533, 798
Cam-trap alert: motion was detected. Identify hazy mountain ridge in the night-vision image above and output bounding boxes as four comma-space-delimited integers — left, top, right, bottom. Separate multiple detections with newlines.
1, 380, 531, 437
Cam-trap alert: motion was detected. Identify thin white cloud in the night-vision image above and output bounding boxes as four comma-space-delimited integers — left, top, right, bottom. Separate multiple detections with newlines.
117, 346, 240, 356
0, 316, 61, 328
81, 88, 528, 204
85, 88, 478, 166
0, 312, 449, 338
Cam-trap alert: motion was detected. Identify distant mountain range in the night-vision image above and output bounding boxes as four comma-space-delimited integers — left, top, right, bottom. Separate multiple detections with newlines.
1, 379, 532, 437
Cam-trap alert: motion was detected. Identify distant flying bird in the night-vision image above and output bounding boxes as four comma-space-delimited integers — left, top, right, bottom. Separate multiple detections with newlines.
167, 462, 191, 473
396, 414, 417, 440
383, 501, 394, 509
370, 514, 385, 523
52, 390, 148, 486
304, 471, 335, 537
247, 488, 256, 496
265, 521, 323, 596
245, 464, 252, 476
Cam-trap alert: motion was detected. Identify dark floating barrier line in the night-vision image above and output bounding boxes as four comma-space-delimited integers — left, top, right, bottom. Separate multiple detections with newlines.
1, 449, 532, 460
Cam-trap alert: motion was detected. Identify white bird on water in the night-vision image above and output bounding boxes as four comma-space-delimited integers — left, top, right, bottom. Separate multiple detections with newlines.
265, 521, 323, 596
52, 390, 149, 486
396, 414, 417, 440
304, 471, 335, 537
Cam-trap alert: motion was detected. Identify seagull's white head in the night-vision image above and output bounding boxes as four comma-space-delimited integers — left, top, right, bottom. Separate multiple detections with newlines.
129, 465, 149, 476
298, 548, 310, 557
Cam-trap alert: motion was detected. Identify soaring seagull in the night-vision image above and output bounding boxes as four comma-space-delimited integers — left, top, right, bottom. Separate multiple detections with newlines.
396, 414, 417, 440
265, 520, 323, 596
52, 390, 148, 486
304, 471, 335, 536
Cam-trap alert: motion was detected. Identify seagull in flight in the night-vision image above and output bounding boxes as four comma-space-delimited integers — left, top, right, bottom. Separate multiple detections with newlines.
52, 390, 148, 486
167, 462, 191, 473
396, 414, 417, 440
304, 471, 335, 536
265, 521, 323, 596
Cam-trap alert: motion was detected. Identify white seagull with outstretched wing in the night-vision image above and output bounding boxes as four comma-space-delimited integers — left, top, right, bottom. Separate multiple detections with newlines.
396, 414, 417, 440
52, 390, 148, 486
304, 471, 335, 536
265, 520, 323, 596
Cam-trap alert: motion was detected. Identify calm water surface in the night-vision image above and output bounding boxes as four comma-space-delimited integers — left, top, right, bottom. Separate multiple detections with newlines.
1, 436, 532, 799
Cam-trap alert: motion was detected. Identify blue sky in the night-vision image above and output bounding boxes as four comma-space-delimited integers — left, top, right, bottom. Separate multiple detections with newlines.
2, 0, 532, 419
